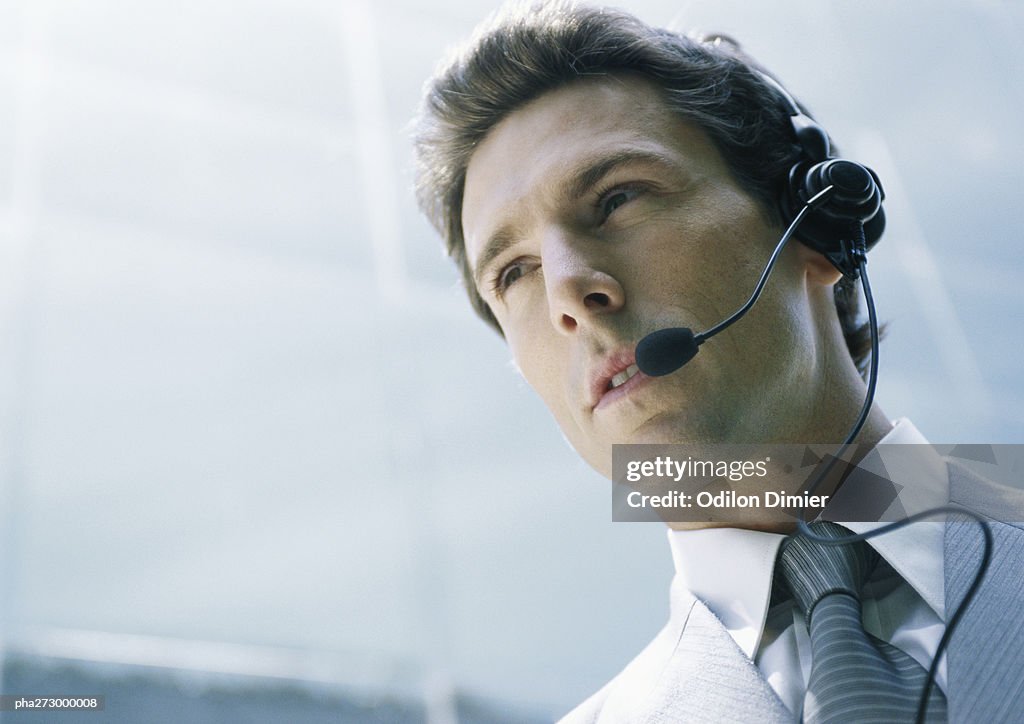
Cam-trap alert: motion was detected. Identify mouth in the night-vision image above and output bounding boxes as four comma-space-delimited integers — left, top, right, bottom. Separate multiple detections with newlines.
608, 363, 641, 390
589, 350, 649, 410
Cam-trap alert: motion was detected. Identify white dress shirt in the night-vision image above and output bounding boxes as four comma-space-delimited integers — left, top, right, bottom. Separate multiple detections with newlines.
666, 418, 948, 716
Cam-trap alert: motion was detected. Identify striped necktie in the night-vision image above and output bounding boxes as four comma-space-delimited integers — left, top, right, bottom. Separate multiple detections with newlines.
774, 522, 947, 723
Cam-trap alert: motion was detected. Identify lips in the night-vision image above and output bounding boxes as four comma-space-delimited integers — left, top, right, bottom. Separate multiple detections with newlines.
588, 348, 644, 409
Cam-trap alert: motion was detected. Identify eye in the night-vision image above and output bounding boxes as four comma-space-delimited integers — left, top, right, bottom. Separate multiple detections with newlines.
491, 259, 532, 298
499, 263, 525, 289
598, 185, 643, 222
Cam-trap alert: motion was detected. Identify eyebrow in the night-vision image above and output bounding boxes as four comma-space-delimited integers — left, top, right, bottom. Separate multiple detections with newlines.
564, 148, 676, 203
470, 148, 678, 289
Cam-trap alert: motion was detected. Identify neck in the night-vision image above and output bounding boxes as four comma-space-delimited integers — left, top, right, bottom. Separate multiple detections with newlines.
666, 372, 894, 533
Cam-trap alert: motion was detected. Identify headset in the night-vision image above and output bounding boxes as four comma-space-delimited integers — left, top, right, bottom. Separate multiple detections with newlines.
634, 67, 992, 724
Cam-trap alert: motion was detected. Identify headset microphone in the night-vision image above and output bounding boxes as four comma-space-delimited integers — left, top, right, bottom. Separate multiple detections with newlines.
635, 328, 699, 377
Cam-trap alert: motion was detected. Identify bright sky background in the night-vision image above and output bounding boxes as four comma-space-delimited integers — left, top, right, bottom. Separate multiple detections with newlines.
1, 0, 1021, 719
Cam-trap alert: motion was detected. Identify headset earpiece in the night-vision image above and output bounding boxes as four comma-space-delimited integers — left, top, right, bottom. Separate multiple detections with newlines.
783, 158, 885, 278
758, 70, 886, 278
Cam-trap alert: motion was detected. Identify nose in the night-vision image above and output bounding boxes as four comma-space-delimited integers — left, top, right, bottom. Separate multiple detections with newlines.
543, 231, 626, 334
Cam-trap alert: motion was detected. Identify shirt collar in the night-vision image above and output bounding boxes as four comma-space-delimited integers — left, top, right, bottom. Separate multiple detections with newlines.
667, 526, 786, 658
844, 417, 948, 618
666, 418, 948, 656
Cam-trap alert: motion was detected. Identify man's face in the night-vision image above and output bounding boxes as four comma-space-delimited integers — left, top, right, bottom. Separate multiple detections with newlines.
462, 77, 832, 477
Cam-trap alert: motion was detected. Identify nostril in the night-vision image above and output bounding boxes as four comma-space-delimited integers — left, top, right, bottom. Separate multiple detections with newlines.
584, 292, 611, 308
561, 314, 578, 331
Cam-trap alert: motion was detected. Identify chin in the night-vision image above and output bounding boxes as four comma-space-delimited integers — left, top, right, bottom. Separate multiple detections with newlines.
624, 410, 722, 446
571, 411, 727, 480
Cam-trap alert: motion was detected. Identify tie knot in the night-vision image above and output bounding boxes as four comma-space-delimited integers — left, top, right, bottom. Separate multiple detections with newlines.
774, 522, 879, 624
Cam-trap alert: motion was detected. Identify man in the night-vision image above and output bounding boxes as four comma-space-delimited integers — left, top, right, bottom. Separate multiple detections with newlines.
413, 2, 1023, 721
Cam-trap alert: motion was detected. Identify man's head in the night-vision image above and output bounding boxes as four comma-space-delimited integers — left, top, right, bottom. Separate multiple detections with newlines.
413, 2, 877, 475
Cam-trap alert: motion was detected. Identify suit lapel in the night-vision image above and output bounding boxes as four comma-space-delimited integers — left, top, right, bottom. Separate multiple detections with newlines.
597, 584, 792, 723
945, 462, 1024, 722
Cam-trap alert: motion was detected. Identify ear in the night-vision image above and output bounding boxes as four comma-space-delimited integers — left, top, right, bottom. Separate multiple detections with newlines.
795, 242, 843, 287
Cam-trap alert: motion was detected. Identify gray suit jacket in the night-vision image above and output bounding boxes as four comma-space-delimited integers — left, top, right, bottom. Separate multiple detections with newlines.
561, 462, 1024, 723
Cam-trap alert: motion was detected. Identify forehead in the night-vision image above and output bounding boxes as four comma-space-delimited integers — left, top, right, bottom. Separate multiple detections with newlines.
461, 76, 722, 272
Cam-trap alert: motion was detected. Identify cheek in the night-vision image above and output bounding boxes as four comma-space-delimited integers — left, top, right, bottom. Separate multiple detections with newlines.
507, 327, 589, 435
508, 326, 560, 402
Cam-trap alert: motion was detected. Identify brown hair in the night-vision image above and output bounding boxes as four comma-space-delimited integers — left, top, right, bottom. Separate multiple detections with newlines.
413, 1, 874, 374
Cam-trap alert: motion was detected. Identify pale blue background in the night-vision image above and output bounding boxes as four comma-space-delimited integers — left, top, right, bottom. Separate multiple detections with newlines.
0, 0, 1021, 720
